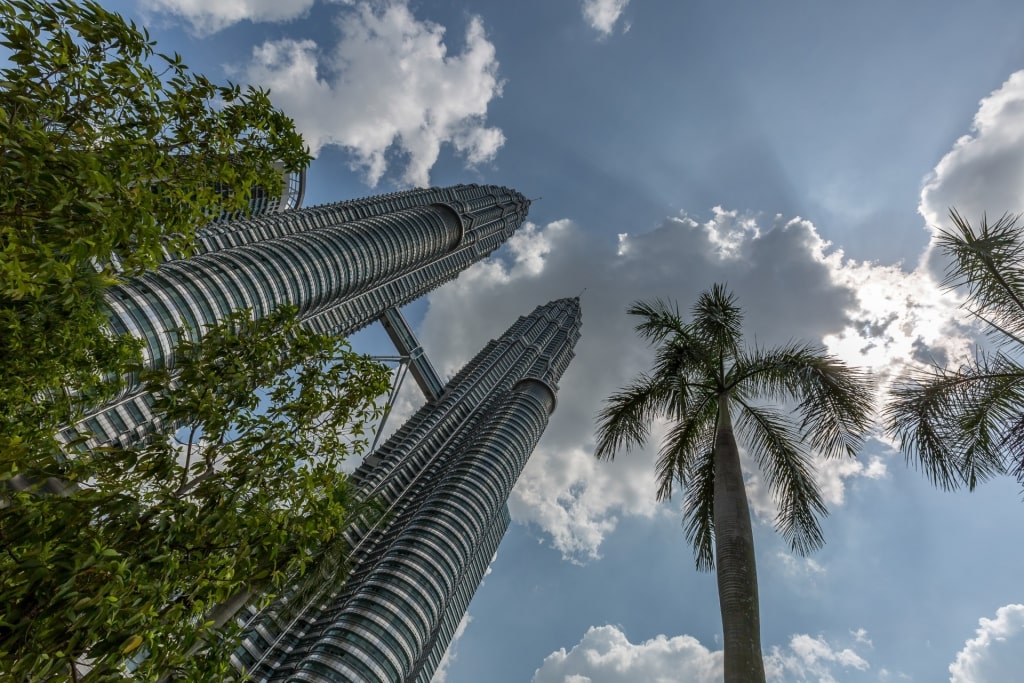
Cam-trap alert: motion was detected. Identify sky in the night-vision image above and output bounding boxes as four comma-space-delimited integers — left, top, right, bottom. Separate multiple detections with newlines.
100, 1, 1024, 681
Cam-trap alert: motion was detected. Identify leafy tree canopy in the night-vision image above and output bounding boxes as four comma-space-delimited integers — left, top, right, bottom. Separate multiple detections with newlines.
0, 0, 312, 463
0, 3, 392, 680
2, 308, 391, 680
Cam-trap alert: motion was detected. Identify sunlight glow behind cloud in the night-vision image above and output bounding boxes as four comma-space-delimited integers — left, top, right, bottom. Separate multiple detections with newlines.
418, 207, 951, 560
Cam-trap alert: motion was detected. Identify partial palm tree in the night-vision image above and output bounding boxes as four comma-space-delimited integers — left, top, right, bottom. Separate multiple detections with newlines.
888, 210, 1024, 490
596, 284, 874, 683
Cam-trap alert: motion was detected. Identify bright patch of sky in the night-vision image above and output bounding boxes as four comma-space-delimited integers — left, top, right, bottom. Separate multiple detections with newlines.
113, 0, 1024, 680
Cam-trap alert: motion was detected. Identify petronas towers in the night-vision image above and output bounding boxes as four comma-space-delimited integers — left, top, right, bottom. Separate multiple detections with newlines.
92, 180, 581, 682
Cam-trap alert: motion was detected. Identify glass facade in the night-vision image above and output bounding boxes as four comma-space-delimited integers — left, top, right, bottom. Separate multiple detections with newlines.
236, 299, 581, 683
61, 179, 583, 683
72, 184, 531, 450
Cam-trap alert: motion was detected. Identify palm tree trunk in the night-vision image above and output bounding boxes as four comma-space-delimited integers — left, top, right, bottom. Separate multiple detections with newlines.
713, 393, 766, 683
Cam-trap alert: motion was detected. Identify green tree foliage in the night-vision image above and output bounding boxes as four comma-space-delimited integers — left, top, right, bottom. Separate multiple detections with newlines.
1, 307, 391, 680
0, 2, 393, 679
595, 285, 874, 683
0, 0, 311, 465
888, 211, 1024, 490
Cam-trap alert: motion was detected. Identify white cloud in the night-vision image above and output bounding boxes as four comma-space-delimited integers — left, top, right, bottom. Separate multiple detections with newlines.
242, 1, 504, 187
429, 553, 498, 682
431, 613, 473, 683
916, 67, 1024, 297
143, 0, 317, 35
949, 604, 1024, 683
533, 626, 870, 683
418, 207, 956, 561
420, 68, 1024, 562
582, 0, 632, 36
920, 70, 1024, 232
764, 633, 870, 683
532, 625, 723, 683
776, 552, 827, 580
822, 257, 969, 384
745, 451, 890, 530
850, 628, 872, 647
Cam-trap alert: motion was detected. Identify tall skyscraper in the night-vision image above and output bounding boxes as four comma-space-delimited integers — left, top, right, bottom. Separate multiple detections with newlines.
78, 183, 531, 448
75, 180, 580, 682
234, 297, 582, 683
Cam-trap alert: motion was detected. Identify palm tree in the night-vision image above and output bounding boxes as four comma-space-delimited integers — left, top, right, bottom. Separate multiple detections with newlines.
888, 211, 1024, 490
596, 284, 874, 683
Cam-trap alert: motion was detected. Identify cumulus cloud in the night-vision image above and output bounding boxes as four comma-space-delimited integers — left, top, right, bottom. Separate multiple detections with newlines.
417, 205, 966, 560
949, 604, 1024, 683
745, 450, 889, 529
916, 68, 1024, 292
242, 1, 505, 187
822, 257, 969, 383
532, 625, 723, 683
581, 0, 632, 35
920, 70, 1024, 231
420, 68, 1024, 561
143, 0, 317, 35
764, 633, 870, 683
532, 626, 870, 683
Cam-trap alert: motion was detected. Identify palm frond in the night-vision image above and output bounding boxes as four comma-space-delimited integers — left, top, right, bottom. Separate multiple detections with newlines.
939, 210, 1024, 347
886, 366, 965, 489
726, 341, 818, 401
691, 283, 743, 359
887, 353, 1021, 489
595, 372, 676, 460
950, 353, 1024, 489
1002, 412, 1024, 487
627, 299, 686, 343
654, 393, 716, 501
650, 338, 715, 417
735, 401, 826, 555
682, 447, 716, 572
795, 355, 875, 458
731, 343, 875, 458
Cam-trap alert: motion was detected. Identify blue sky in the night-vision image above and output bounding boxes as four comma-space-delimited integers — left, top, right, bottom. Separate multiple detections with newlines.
105, 1, 1024, 680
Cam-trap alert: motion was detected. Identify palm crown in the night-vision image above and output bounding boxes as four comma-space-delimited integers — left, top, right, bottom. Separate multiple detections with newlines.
597, 284, 875, 567
596, 284, 874, 683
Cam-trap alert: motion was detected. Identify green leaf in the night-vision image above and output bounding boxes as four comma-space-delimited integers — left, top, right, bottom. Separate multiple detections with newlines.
120, 635, 143, 654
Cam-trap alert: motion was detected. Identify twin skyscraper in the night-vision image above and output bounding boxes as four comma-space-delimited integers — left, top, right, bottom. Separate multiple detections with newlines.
87, 181, 581, 681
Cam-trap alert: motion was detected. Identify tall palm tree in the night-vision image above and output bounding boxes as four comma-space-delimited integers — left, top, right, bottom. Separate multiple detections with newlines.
888, 211, 1024, 490
596, 284, 874, 683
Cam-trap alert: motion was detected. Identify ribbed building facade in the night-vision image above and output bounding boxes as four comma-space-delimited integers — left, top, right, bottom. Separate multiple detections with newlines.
72, 179, 581, 681
78, 184, 531, 448
234, 298, 581, 683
